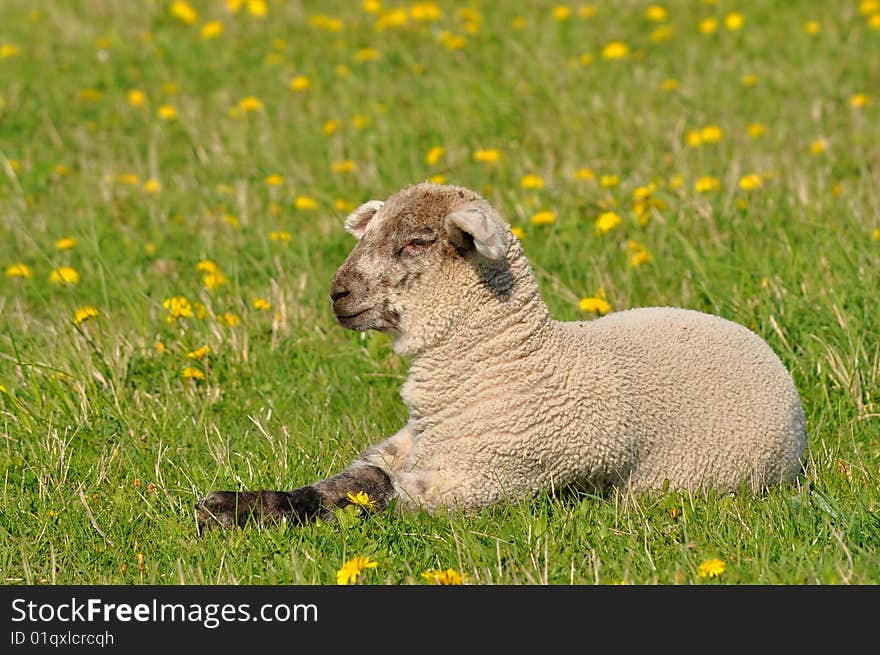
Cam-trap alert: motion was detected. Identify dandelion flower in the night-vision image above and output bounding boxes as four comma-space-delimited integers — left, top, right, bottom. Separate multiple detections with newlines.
355, 48, 380, 62
739, 174, 763, 191
520, 174, 544, 189
803, 20, 820, 35
55, 237, 76, 250
202, 272, 228, 290
330, 160, 357, 174
694, 176, 721, 193
429, 174, 446, 184
747, 123, 767, 138
698, 17, 718, 34
196, 260, 220, 274
295, 196, 317, 210
700, 125, 723, 143
143, 179, 161, 194
871, 228, 880, 241
531, 211, 556, 226
724, 12, 744, 30
646, 5, 667, 22
850, 93, 870, 108
741, 74, 758, 87
201, 20, 223, 39
425, 146, 445, 166
170, 1, 198, 25
163, 296, 193, 322
346, 491, 376, 510
220, 312, 240, 327
187, 345, 211, 360
265, 174, 284, 187
422, 568, 464, 585
575, 168, 595, 180
629, 249, 652, 268
73, 306, 99, 326
239, 96, 263, 112
552, 6, 571, 21
247, 0, 268, 17
511, 226, 525, 239
336, 556, 377, 585
269, 230, 292, 243
252, 298, 271, 310
157, 105, 177, 121
697, 558, 726, 578
661, 78, 679, 91
594, 211, 622, 234
579, 295, 611, 315
810, 139, 827, 156
0, 44, 22, 59
117, 173, 139, 186
49, 266, 80, 285
5, 263, 32, 278
473, 149, 501, 164
182, 367, 205, 380
127, 89, 146, 107
601, 41, 629, 60
599, 174, 619, 188
861, 1, 880, 16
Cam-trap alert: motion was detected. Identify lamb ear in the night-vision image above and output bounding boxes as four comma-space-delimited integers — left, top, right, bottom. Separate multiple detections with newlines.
343, 200, 384, 239
445, 207, 509, 261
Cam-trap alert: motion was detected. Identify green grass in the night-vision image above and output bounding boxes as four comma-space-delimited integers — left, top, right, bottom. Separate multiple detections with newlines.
1, 0, 878, 585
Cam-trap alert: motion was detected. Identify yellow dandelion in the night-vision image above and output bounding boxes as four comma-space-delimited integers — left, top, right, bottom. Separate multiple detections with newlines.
202, 272, 228, 290
355, 48, 380, 62
331, 160, 357, 174
850, 93, 871, 108
660, 78, 679, 92
55, 237, 76, 250
0, 44, 22, 59
697, 558, 726, 578
747, 123, 767, 138
336, 556, 378, 585
143, 179, 161, 194
741, 74, 758, 87
127, 89, 146, 107
520, 174, 545, 189
739, 174, 763, 191
239, 96, 263, 112
599, 174, 619, 188
5, 263, 32, 278
578, 4, 598, 19
154, 341, 166, 354
871, 228, 880, 241
594, 211, 622, 235
220, 312, 240, 327
290, 76, 310, 92
422, 568, 464, 585
700, 125, 723, 143
870, 14, 880, 30
346, 491, 376, 510
196, 260, 219, 274
629, 248, 652, 268
601, 41, 629, 60
425, 146, 445, 166
181, 367, 205, 380
265, 174, 284, 187
531, 211, 556, 226
323, 119, 341, 135
170, 1, 198, 25
78, 88, 102, 102
645, 5, 667, 22
246, 0, 267, 17
362, 0, 382, 14
575, 168, 595, 180
49, 266, 80, 285
157, 104, 177, 121
295, 196, 317, 210
724, 12, 743, 30
668, 174, 684, 189
187, 345, 211, 360
694, 176, 721, 193
54, 164, 71, 176
200, 20, 223, 39
810, 138, 827, 156
686, 130, 703, 148
861, 1, 880, 15
335, 199, 355, 212
578, 52, 594, 66
473, 149, 501, 164
698, 17, 718, 34
579, 295, 611, 315
252, 298, 271, 310
0, 383, 7, 393
269, 230, 292, 243
552, 6, 571, 21
163, 296, 193, 322
511, 226, 525, 239
803, 20, 820, 35
429, 174, 446, 184
411, 2, 442, 22
72, 306, 99, 326
650, 24, 674, 42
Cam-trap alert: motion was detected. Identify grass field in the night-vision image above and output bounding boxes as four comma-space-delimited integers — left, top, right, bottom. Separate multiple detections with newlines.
1, 0, 878, 585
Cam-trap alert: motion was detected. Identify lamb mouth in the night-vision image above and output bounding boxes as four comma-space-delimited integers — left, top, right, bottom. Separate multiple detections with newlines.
335, 307, 370, 320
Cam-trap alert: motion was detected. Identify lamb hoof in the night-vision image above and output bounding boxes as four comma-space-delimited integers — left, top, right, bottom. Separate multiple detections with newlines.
195, 487, 324, 533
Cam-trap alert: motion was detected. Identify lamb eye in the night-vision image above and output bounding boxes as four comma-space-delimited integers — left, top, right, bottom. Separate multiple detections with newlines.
401, 237, 435, 254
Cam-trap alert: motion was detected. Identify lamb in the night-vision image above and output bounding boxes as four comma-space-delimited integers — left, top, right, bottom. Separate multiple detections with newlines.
195, 182, 807, 530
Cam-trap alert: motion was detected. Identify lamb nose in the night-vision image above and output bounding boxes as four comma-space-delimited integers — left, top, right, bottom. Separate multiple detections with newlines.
330, 289, 350, 302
